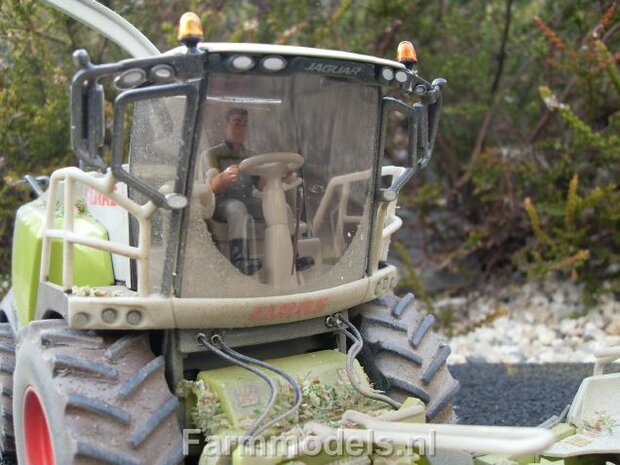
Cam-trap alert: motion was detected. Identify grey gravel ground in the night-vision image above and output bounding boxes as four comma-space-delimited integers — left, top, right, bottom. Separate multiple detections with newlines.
450, 363, 620, 426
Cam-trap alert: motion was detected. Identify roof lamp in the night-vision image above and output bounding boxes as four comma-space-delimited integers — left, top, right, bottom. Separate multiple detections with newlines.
115, 68, 146, 89
150, 65, 175, 82
381, 67, 395, 81
395, 70, 409, 83
230, 55, 255, 72
397, 41, 418, 65
261, 56, 287, 72
178, 12, 203, 43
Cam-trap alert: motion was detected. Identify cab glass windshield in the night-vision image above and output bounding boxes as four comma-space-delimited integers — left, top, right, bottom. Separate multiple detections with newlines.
182, 72, 380, 297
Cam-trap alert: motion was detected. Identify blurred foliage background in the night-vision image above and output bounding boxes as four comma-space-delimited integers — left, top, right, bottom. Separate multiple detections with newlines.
0, 0, 618, 301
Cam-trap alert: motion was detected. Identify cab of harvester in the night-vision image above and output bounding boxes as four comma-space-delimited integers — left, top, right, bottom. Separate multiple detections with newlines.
11, 16, 445, 332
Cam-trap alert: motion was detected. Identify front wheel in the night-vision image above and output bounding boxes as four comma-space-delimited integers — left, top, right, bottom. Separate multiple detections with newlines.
13, 320, 184, 465
0, 322, 16, 462
352, 292, 460, 423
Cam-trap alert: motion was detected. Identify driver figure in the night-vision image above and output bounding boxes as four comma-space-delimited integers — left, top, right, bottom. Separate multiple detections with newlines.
207, 108, 263, 275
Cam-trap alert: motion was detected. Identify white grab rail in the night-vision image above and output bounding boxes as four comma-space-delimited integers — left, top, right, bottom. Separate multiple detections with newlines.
40, 168, 157, 296
593, 345, 620, 376
298, 410, 555, 457
310, 166, 405, 257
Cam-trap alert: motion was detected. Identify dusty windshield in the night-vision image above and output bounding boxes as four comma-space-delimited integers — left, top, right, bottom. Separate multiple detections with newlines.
127, 94, 190, 294
182, 72, 379, 297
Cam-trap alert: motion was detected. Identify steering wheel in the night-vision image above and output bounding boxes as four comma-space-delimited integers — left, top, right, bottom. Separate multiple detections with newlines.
238, 152, 305, 288
239, 152, 303, 176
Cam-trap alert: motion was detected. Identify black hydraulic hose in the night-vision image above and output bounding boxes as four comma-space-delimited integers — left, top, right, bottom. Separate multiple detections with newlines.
195, 333, 278, 441
331, 317, 401, 410
218, 342, 303, 437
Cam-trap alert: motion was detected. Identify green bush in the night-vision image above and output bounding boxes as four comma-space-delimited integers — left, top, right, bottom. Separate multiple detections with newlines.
401, 3, 619, 300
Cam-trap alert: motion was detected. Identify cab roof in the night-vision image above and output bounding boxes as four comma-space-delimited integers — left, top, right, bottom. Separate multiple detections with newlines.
168, 42, 407, 69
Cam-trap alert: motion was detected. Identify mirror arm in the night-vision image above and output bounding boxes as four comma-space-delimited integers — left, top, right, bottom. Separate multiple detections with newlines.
378, 79, 446, 201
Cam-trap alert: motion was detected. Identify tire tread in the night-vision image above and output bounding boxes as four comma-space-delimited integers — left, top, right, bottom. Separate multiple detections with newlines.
41, 329, 104, 349
51, 353, 118, 379
128, 396, 178, 448
66, 393, 131, 425
355, 293, 458, 422
13, 322, 183, 465
118, 355, 165, 399
371, 341, 423, 366
75, 441, 140, 465
421, 345, 451, 384
156, 441, 185, 465
408, 314, 435, 348
105, 334, 147, 362
0, 322, 15, 459
391, 292, 414, 318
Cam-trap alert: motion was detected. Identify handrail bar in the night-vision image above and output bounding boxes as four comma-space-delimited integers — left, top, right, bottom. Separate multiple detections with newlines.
593, 345, 620, 376
40, 167, 157, 296
298, 410, 555, 457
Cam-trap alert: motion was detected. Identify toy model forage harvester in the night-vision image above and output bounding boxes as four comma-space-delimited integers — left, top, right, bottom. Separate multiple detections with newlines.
0, 2, 558, 464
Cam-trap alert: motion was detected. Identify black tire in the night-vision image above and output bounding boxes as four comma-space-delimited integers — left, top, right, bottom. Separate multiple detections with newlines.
352, 292, 460, 423
0, 322, 16, 463
13, 320, 184, 465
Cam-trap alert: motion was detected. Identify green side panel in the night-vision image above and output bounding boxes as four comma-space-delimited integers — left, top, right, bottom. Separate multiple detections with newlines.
197, 350, 370, 430
47, 216, 114, 288
538, 457, 601, 465
399, 397, 427, 423
12, 204, 44, 327
550, 423, 576, 442
476, 424, 586, 465
12, 201, 114, 327
232, 448, 350, 465
475, 455, 519, 465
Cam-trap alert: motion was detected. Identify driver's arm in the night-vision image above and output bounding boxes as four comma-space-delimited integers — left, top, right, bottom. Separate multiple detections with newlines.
210, 165, 239, 194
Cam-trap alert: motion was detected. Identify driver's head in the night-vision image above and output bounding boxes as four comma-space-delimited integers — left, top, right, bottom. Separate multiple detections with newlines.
224, 108, 248, 145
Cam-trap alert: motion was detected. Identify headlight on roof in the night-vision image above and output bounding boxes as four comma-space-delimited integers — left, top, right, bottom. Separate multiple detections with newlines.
260, 56, 287, 72
380, 67, 395, 82
229, 55, 255, 72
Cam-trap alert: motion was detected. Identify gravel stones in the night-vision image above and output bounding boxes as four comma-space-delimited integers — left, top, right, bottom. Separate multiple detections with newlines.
439, 279, 620, 364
